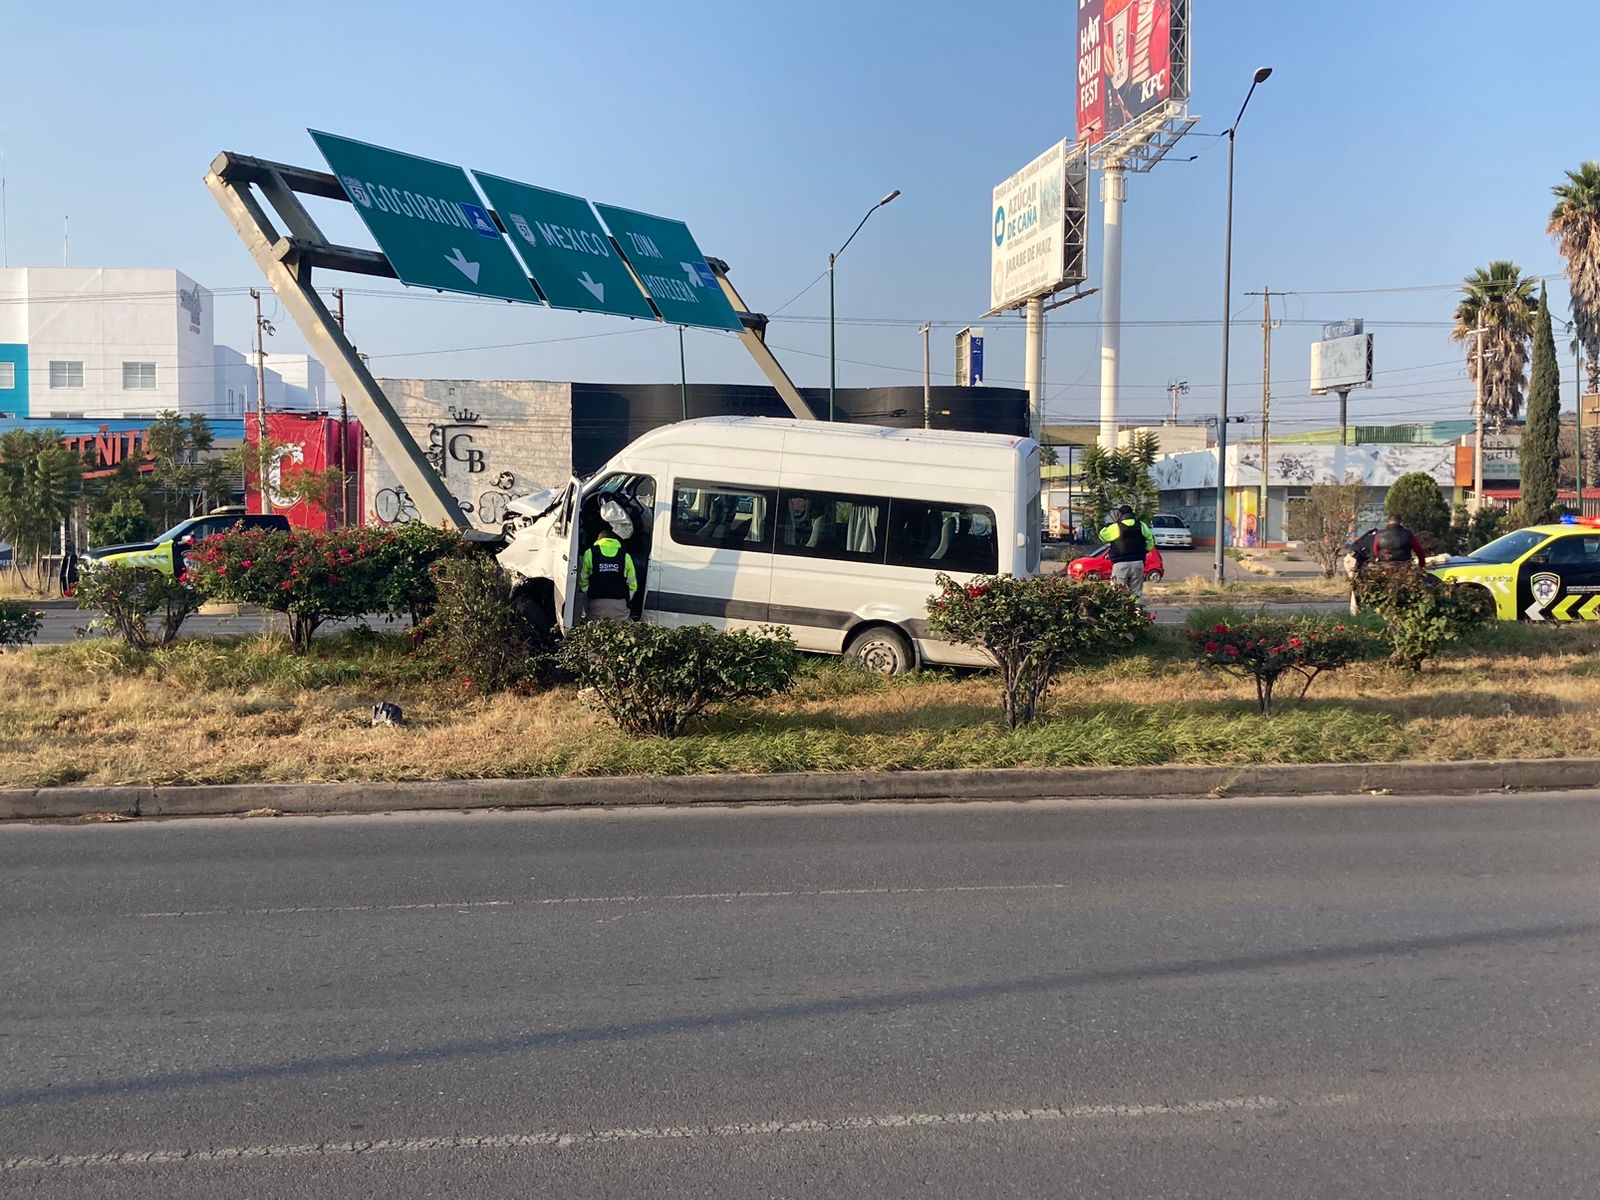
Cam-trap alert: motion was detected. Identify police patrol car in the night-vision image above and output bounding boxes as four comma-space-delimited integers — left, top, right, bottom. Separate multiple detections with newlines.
81, 508, 289, 578
1431, 515, 1600, 622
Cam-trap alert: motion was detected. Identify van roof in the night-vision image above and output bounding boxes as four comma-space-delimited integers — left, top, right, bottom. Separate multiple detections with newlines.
626, 416, 1035, 455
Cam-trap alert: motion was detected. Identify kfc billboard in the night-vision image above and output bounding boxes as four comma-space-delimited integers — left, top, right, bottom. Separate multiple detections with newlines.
1076, 0, 1187, 146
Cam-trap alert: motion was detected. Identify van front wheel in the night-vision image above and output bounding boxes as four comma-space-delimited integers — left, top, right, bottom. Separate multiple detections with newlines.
846, 626, 914, 676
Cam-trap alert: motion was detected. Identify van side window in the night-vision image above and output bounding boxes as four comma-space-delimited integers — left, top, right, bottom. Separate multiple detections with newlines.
886, 501, 999, 574
671, 481, 775, 552
775, 490, 886, 562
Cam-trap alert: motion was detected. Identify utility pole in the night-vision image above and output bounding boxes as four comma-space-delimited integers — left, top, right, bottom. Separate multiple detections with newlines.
334, 287, 348, 527
920, 322, 932, 429
1166, 379, 1189, 423
251, 288, 274, 515
1245, 289, 1283, 546
1471, 325, 1488, 512
1097, 164, 1126, 448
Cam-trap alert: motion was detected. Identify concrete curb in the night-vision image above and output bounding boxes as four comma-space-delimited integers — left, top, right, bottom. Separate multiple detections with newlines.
3, 758, 1599, 822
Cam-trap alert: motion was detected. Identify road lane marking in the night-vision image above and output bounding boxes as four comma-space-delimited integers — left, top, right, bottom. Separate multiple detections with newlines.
1, 1093, 1358, 1172
134, 882, 1075, 919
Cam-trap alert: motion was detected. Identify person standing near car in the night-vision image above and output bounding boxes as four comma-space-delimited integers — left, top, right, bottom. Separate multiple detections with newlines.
1372, 513, 1426, 569
1098, 504, 1154, 597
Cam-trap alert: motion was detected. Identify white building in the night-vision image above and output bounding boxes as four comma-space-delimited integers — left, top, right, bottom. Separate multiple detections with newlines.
0, 266, 326, 422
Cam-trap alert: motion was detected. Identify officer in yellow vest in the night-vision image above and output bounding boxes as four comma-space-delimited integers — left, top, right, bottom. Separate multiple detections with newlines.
579, 523, 638, 621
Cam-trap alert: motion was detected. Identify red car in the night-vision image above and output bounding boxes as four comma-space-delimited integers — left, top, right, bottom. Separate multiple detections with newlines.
1066, 545, 1165, 583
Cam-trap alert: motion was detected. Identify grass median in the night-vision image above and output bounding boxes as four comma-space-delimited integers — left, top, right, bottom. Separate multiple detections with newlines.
4, 618, 1597, 789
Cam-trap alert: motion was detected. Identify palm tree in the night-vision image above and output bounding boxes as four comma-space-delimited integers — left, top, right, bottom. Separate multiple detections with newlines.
1549, 161, 1600, 393
1451, 262, 1537, 430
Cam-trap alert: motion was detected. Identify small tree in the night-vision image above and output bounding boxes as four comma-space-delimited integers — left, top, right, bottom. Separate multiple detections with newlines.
1522, 287, 1561, 522
1284, 474, 1368, 578
1354, 565, 1495, 670
86, 497, 155, 548
1077, 431, 1160, 532
0, 428, 83, 594
927, 573, 1150, 727
559, 623, 800, 737
74, 564, 200, 649
1384, 472, 1452, 554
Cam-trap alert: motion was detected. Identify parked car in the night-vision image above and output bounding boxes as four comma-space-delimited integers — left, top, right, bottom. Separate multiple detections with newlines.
81, 508, 290, 577
1066, 545, 1165, 583
1151, 513, 1193, 549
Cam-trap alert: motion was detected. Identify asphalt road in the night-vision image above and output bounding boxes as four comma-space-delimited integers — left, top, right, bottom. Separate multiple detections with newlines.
4, 793, 1600, 1198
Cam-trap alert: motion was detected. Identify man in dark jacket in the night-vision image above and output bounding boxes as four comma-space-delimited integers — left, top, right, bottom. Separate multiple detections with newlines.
1372, 514, 1426, 568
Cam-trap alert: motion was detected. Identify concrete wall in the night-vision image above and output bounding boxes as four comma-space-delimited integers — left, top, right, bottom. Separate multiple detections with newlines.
367, 378, 573, 531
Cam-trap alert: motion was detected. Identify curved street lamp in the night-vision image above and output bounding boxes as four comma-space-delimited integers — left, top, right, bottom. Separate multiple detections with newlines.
1213, 67, 1273, 582
829, 190, 901, 421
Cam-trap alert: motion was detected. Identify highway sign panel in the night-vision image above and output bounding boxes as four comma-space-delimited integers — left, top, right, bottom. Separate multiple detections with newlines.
308, 130, 538, 304
469, 173, 657, 320
591, 204, 744, 331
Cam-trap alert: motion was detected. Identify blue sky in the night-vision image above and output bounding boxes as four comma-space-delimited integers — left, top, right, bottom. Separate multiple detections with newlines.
2, 0, 1594, 433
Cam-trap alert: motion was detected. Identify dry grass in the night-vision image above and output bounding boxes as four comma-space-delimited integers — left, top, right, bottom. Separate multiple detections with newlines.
0, 568, 49, 601
1147, 573, 1348, 601
4, 625, 1599, 789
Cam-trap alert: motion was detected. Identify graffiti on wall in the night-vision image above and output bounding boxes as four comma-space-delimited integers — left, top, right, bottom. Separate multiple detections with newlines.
371, 407, 520, 529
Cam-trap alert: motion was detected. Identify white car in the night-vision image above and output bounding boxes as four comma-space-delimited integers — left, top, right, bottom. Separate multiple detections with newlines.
1151, 513, 1193, 549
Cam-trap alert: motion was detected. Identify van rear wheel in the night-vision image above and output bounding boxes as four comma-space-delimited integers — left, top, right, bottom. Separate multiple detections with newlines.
847, 626, 914, 676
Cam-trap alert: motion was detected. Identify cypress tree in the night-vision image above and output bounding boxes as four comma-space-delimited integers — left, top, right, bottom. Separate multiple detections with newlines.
1522, 287, 1561, 520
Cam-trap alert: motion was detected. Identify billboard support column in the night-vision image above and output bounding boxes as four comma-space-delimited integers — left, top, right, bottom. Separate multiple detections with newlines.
1025, 298, 1044, 444
1098, 164, 1126, 449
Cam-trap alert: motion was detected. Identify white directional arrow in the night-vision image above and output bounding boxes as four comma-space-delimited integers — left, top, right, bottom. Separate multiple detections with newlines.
445, 247, 481, 284
577, 272, 605, 303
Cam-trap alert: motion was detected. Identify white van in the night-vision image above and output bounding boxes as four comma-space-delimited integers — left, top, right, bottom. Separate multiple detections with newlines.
498, 417, 1040, 673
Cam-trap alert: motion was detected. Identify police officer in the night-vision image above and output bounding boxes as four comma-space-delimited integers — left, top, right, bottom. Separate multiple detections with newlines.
1372, 513, 1426, 569
1098, 504, 1155, 597
578, 522, 638, 621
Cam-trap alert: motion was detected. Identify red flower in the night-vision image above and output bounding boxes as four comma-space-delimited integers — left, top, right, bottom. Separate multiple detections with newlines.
327, 573, 339, 584
1243, 640, 1254, 649
1213, 624, 1228, 635
241, 560, 253, 568
280, 581, 293, 590
1223, 645, 1240, 656
1203, 641, 1219, 653
1334, 625, 1346, 632
1288, 636, 1304, 648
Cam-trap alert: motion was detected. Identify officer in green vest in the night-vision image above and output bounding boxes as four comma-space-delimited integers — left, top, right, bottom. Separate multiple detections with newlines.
579, 522, 638, 621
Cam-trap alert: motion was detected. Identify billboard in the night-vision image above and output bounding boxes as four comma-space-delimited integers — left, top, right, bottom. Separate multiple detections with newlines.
1076, 0, 1188, 146
956, 327, 985, 386
1310, 333, 1375, 394
990, 140, 1087, 312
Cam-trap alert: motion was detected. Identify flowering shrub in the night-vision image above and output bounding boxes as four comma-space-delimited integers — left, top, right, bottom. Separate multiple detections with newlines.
0, 599, 43, 651
185, 525, 464, 652
74, 564, 200, 649
1354, 565, 1495, 671
927, 572, 1151, 727
1188, 615, 1369, 714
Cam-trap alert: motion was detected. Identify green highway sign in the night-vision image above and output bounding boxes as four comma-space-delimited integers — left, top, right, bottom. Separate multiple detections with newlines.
470, 172, 658, 320
308, 130, 538, 304
591, 203, 745, 331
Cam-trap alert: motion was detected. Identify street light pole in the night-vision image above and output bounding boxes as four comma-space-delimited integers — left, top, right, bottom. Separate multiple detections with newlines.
1212, 66, 1273, 584
828, 190, 900, 422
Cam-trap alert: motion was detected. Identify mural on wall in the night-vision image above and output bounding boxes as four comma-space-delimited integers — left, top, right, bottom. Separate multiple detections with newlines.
371, 407, 520, 529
